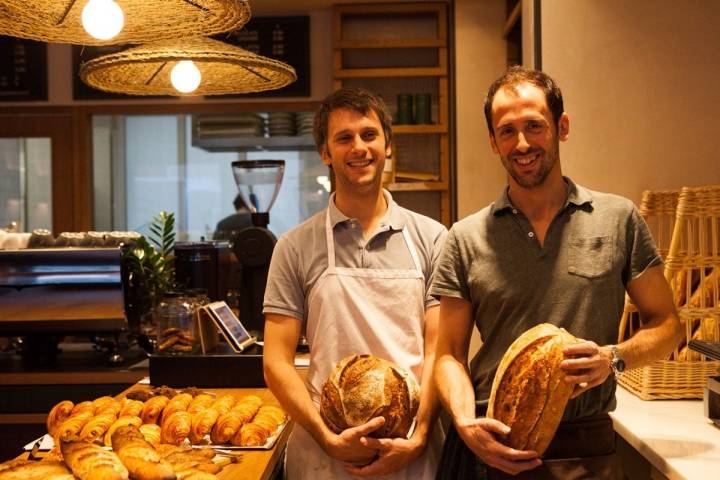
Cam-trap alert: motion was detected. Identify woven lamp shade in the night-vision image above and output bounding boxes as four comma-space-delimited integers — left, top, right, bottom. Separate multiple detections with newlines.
0, 0, 250, 45
79, 37, 297, 96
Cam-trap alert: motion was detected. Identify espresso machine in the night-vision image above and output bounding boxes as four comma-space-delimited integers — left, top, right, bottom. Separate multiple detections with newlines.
231, 160, 285, 337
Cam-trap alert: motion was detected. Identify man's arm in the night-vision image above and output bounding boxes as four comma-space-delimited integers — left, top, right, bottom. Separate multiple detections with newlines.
562, 265, 682, 395
347, 305, 443, 476
263, 313, 382, 464
434, 296, 541, 475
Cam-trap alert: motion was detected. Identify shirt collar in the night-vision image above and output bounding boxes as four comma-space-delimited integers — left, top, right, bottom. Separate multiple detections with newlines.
491, 176, 593, 216
328, 189, 405, 230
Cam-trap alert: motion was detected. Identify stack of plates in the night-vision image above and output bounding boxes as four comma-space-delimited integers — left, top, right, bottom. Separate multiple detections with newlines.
268, 112, 296, 137
296, 111, 314, 137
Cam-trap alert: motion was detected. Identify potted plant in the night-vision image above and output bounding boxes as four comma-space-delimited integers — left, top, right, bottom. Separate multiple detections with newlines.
121, 211, 177, 348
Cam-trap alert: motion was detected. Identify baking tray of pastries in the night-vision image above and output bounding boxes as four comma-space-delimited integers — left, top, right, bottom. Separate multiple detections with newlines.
27, 386, 288, 452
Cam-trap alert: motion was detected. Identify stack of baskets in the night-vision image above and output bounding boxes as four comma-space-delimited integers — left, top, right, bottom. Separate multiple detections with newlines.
618, 186, 720, 400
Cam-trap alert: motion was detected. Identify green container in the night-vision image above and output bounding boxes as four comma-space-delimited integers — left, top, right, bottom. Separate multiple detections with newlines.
414, 93, 432, 124
396, 94, 413, 125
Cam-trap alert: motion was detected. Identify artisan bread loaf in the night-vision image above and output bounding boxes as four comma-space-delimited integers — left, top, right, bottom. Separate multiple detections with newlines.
319, 354, 419, 438
487, 323, 579, 456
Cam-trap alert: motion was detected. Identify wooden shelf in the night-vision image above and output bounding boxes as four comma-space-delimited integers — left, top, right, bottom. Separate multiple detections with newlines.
393, 124, 447, 134
385, 181, 448, 192
334, 66, 446, 79
336, 38, 446, 49
334, 2, 451, 225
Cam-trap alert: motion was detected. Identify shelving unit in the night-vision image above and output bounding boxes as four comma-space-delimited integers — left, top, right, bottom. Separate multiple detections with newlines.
333, 2, 451, 226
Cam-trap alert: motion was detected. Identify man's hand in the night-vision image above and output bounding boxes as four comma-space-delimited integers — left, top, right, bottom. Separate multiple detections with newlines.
323, 417, 386, 464
455, 416, 541, 475
561, 340, 613, 398
344, 433, 426, 477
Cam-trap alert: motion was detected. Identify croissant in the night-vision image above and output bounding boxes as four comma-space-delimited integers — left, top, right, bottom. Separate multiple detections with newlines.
47, 400, 74, 437
119, 398, 145, 418
60, 439, 129, 480
161, 411, 192, 446
0, 459, 74, 480
251, 415, 279, 436
141, 396, 170, 424
187, 394, 214, 414
110, 425, 176, 480
71, 401, 95, 415
92, 396, 119, 414
188, 409, 219, 445
230, 401, 261, 425
56, 410, 94, 442
256, 405, 286, 425
139, 423, 162, 447
210, 411, 243, 444
162, 393, 193, 422
234, 422, 268, 447
209, 394, 237, 415
79, 411, 117, 442
105, 416, 143, 447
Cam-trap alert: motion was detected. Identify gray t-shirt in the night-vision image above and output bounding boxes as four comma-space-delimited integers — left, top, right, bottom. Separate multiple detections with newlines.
430, 178, 661, 421
264, 190, 448, 325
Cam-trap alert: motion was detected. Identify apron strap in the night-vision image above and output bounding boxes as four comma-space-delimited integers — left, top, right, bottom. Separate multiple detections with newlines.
324, 208, 337, 270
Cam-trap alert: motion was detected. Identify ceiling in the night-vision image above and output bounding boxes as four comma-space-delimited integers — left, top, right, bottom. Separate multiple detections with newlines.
250, 0, 436, 14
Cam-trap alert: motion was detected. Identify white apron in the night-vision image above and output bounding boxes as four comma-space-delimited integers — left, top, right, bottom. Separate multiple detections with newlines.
285, 208, 442, 480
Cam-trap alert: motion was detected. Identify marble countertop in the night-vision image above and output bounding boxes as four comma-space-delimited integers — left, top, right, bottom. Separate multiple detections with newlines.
610, 386, 720, 479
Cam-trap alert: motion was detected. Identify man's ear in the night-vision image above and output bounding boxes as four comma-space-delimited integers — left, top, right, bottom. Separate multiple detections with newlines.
558, 113, 570, 141
320, 146, 332, 166
385, 142, 392, 159
489, 133, 499, 154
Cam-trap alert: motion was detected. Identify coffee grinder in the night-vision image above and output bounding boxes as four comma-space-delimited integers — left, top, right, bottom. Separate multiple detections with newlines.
230, 160, 285, 338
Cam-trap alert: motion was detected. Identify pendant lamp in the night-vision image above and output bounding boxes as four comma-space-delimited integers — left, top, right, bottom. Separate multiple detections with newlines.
0, 0, 250, 45
79, 37, 297, 96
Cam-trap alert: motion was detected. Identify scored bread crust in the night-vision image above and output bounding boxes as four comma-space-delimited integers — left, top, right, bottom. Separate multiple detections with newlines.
487, 323, 578, 455
320, 354, 419, 438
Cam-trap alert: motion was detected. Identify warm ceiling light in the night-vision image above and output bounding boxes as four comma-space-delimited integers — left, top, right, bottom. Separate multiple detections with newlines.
170, 60, 202, 94
0, 0, 250, 46
81, 0, 124, 40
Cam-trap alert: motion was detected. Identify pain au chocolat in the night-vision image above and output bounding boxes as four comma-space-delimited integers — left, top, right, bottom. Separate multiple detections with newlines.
487, 323, 579, 455
320, 354, 419, 438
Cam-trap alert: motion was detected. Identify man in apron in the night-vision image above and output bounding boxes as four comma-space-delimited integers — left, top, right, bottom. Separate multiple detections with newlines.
430, 66, 681, 479
263, 87, 447, 479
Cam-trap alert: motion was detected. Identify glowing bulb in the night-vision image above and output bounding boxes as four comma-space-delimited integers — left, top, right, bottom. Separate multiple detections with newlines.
81, 0, 124, 40
170, 61, 202, 94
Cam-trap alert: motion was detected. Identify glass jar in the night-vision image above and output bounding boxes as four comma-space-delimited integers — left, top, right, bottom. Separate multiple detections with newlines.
155, 291, 197, 354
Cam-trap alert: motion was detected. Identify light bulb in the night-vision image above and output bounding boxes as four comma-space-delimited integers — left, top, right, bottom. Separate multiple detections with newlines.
170, 60, 202, 94
81, 0, 124, 41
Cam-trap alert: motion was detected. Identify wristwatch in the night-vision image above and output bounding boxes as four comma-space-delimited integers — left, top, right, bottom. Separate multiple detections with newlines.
609, 345, 626, 375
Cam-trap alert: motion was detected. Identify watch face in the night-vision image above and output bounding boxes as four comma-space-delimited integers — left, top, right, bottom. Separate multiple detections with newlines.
614, 358, 626, 373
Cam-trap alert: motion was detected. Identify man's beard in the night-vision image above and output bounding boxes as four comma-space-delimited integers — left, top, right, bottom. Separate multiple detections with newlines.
503, 143, 559, 189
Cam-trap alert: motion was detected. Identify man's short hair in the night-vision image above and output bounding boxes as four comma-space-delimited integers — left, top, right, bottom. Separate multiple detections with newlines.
484, 66, 565, 135
313, 87, 393, 154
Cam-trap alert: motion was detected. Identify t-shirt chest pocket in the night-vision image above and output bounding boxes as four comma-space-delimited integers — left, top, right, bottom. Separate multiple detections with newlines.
568, 235, 613, 279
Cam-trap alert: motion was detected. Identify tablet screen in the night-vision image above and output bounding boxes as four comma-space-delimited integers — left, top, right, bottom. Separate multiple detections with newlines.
206, 302, 254, 351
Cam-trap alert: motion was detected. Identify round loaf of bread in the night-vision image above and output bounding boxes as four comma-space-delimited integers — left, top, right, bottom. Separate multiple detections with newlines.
487, 323, 579, 455
319, 354, 419, 438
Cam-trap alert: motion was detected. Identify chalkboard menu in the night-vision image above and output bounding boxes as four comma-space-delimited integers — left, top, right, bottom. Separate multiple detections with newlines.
0, 36, 47, 102
214, 15, 310, 97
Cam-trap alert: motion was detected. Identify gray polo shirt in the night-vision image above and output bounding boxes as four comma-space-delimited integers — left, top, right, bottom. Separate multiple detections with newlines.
264, 190, 448, 325
430, 178, 661, 421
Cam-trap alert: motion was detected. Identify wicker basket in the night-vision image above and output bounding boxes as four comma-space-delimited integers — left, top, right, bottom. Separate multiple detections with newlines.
617, 186, 720, 400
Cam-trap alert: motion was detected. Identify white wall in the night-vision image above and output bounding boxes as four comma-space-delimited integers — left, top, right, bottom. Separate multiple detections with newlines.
542, 0, 720, 206
454, 0, 508, 220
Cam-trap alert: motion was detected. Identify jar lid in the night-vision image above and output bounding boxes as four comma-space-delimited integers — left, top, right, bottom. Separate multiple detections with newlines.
162, 291, 183, 298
